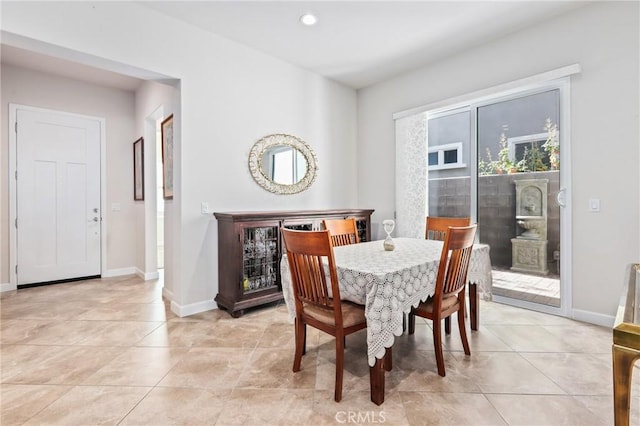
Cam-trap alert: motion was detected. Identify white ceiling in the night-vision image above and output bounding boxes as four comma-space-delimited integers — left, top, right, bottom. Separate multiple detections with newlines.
0, 44, 145, 91
142, 1, 587, 89
1, 1, 587, 91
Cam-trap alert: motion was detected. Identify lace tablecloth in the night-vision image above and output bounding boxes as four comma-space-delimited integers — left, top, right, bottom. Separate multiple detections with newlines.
281, 238, 492, 367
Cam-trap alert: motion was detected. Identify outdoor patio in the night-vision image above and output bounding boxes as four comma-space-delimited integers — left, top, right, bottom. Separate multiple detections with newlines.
491, 268, 561, 307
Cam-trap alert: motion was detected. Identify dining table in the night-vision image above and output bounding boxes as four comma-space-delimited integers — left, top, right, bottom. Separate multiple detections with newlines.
280, 237, 493, 405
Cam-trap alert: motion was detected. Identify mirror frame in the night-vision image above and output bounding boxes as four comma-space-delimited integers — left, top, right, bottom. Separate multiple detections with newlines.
248, 133, 318, 194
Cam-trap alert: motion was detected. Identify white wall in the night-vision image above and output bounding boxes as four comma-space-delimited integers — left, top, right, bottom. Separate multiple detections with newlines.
1, 2, 358, 315
357, 2, 640, 323
134, 80, 179, 293
0, 64, 137, 283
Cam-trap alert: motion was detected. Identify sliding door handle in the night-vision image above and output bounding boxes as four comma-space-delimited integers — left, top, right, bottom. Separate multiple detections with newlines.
557, 188, 567, 207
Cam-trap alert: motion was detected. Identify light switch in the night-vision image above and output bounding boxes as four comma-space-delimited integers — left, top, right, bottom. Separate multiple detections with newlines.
111, 203, 121, 212
201, 202, 210, 215
588, 198, 600, 212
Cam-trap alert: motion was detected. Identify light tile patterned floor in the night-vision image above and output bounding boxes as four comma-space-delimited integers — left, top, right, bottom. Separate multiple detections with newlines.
1, 275, 638, 425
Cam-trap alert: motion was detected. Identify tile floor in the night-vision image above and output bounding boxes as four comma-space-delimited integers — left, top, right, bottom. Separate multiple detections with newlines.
1, 275, 639, 425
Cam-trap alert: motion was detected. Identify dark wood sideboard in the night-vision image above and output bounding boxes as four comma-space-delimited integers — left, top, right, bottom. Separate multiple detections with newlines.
213, 209, 374, 317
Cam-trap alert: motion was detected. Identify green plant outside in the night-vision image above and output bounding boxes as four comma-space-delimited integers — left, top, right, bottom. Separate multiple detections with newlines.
479, 118, 559, 176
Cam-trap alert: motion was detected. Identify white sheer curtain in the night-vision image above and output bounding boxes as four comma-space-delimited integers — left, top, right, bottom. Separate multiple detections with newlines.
394, 112, 427, 238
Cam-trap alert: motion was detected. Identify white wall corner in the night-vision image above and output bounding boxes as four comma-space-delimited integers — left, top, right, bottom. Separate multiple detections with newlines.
102, 267, 137, 278
162, 286, 175, 301
170, 299, 217, 318
136, 269, 159, 281
0, 282, 18, 292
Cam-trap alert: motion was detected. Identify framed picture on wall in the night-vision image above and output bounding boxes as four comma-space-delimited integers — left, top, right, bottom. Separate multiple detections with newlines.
133, 137, 144, 201
161, 114, 174, 200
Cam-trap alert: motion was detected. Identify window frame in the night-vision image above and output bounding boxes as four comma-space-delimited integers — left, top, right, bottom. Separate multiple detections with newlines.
507, 132, 549, 162
427, 141, 466, 171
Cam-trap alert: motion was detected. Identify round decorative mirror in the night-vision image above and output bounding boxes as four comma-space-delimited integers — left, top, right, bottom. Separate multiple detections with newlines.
248, 134, 318, 194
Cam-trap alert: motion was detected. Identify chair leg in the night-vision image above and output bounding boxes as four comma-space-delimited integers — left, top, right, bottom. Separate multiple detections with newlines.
408, 311, 416, 335
445, 316, 451, 335
457, 307, 471, 356
293, 319, 305, 372
432, 319, 446, 377
469, 282, 478, 331
335, 333, 345, 402
302, 322, 307, 355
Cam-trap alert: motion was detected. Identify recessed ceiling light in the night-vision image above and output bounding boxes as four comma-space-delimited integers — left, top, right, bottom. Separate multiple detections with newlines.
300, 13, 318, 26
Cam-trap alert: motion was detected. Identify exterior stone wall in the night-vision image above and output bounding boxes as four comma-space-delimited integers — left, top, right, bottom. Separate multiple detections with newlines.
428, 171, 560, 274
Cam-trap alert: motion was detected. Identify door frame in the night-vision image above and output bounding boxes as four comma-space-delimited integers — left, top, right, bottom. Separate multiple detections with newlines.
424, 77, 574, 318
142, 105, 164, 280
8, 104, 107, 289
470, 79, 572, 318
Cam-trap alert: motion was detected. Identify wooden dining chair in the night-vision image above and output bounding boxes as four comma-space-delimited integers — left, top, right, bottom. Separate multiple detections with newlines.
408, 224, 478, 377
425, 216, 471, 241
425, 216, 472, 333
281, 228, 367, 402
322, 218, 360, 247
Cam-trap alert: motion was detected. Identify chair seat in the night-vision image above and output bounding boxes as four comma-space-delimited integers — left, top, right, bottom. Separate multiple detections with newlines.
304, 300, 366, 327
414, 295, 459, 316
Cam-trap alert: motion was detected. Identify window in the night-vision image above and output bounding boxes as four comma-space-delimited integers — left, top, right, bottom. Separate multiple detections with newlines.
427, 142, 465, 170
507, 132, 549, 162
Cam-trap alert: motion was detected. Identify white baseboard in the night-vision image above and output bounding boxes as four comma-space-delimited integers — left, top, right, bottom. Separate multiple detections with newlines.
162, 287, 175, 301
102, 267, 137, 278
572, 308, 615, 328
162, 287, 218, 318
86, 267, 158, 280
135, 269, 159, 280
0, 282, 17, 292
170, 299, 217, 318
492, 296, 615, 329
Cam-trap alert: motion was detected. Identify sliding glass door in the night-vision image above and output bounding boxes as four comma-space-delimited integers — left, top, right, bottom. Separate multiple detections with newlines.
476, 89, 562, 311
427, 80, 570, 316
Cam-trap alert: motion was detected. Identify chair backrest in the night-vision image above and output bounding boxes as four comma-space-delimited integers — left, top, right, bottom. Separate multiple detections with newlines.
322, 218, 360, 247
434, 224, 478, 302
426, 216, 471, 241
281, 228, 343, 321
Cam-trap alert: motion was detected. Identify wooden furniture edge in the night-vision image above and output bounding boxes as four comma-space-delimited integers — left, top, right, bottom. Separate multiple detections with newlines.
612, 263, 640, 426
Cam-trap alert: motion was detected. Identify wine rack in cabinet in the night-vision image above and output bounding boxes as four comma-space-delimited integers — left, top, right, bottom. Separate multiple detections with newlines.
213, 209, 374, 317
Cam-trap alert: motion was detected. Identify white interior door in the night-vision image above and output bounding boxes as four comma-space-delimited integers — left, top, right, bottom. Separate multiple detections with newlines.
16, 107, 102, 285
